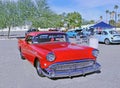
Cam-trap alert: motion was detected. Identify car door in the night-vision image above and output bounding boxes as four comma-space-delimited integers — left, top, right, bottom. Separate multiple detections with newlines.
100, 31, 108, 42
23, 36, 35, 63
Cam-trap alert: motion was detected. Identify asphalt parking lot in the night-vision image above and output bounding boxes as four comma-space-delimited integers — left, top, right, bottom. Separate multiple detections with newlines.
0, 35, 120, 88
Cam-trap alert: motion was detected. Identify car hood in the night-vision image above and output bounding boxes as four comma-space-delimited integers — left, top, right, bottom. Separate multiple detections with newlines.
34, 42, 95, 62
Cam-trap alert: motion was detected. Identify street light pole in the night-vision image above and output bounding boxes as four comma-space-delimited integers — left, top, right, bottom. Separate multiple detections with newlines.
115, 12, 117, 30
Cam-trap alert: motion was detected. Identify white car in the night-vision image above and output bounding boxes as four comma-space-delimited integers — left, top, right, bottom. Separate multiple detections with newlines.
94, 29, 120, 45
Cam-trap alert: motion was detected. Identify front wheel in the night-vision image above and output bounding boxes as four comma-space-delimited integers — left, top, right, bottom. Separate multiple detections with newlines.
35, 60, 45, 77
19, 49, 25, 60
104, 39, 110, 45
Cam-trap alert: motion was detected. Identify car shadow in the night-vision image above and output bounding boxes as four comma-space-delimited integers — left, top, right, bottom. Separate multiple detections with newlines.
99, 42, 120, 45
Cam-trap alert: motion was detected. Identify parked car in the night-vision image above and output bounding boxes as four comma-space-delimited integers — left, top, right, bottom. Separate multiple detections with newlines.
66, 29, 83, 38
49, 28, 59, 31
18, 31, 101, 78
94, 29, 120, 45
76, 31, 89, 43
66, 30, 77, 38
82, 28, 94, 36
25, 28, 39, 36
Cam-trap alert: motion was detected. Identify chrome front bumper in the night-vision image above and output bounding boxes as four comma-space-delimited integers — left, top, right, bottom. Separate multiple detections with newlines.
111, 40, 120, 43
42, 60, 101, 78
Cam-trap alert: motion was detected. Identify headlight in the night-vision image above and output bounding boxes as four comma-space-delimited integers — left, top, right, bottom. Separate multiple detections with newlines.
92, 49, 99, 57
46, 52, 55, 62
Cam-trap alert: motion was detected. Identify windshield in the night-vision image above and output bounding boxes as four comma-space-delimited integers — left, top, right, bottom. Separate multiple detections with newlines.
32, 33, 69, 44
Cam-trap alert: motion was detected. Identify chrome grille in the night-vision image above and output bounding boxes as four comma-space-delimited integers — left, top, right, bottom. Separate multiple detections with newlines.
50, 60, 95, 71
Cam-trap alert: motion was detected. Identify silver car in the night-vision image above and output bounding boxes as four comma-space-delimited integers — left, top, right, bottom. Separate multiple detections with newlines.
94, 29, 120, 45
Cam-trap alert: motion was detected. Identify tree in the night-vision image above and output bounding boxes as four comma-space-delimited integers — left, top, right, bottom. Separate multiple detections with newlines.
0, 0, 82, 35
82, 19, 95, 25
105, 10, 109, 23
99, 16, 103, 21
111, 11, 115, 20
114, 5, 119, 20
20, 0, 59, 28
109, 20, 115, 26
28, 0, 52, 28
114, 5, 119, 29
109, 11, 115, 26
89, 20, 95, 24
1, 1, 22, 38
0, 0, 57, 38
109, 11, 112, 20
118, 14, 120, 22
0, 1, 6, 29
66, 12, 82, 29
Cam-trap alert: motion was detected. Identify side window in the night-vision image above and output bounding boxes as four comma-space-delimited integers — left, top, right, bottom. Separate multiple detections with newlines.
26, 36, 33, 44
32, 36, 39, 44
37, 35, 50, 43
102, 31, 108, 35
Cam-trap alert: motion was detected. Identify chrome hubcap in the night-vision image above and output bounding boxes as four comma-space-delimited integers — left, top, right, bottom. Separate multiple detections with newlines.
105, 39, 109, 44
36, 62, 42, 73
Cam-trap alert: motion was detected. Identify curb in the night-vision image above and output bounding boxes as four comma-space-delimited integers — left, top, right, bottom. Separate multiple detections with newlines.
0, 38, 17, 40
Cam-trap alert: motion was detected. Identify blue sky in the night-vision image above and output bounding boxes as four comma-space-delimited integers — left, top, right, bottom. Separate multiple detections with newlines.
47, 0, 120, 21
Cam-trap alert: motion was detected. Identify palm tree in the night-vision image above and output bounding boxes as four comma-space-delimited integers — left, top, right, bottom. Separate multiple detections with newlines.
111, 11, 115, 20
118, 14, 120, 22
114, 5, 119, 18
109, 11, 115, 25
114, 5, 118, 9
114, 5, 119, 29
99, 16, 103, 21
106, 10, 109, 23
109, 12, 112, 20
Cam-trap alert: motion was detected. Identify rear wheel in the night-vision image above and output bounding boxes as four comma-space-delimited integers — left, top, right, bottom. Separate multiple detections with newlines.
35, 60, 45, 77
19, 49, 25, 60
104, 39, 110, 45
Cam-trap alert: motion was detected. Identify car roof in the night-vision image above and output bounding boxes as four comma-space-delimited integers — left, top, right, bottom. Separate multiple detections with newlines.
27, 31, 66, 36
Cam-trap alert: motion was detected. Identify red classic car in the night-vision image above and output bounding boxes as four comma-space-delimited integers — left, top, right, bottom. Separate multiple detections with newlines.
18, 31, 101, 78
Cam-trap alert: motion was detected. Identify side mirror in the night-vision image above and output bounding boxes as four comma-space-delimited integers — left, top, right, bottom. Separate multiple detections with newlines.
25, 39, 29, 44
